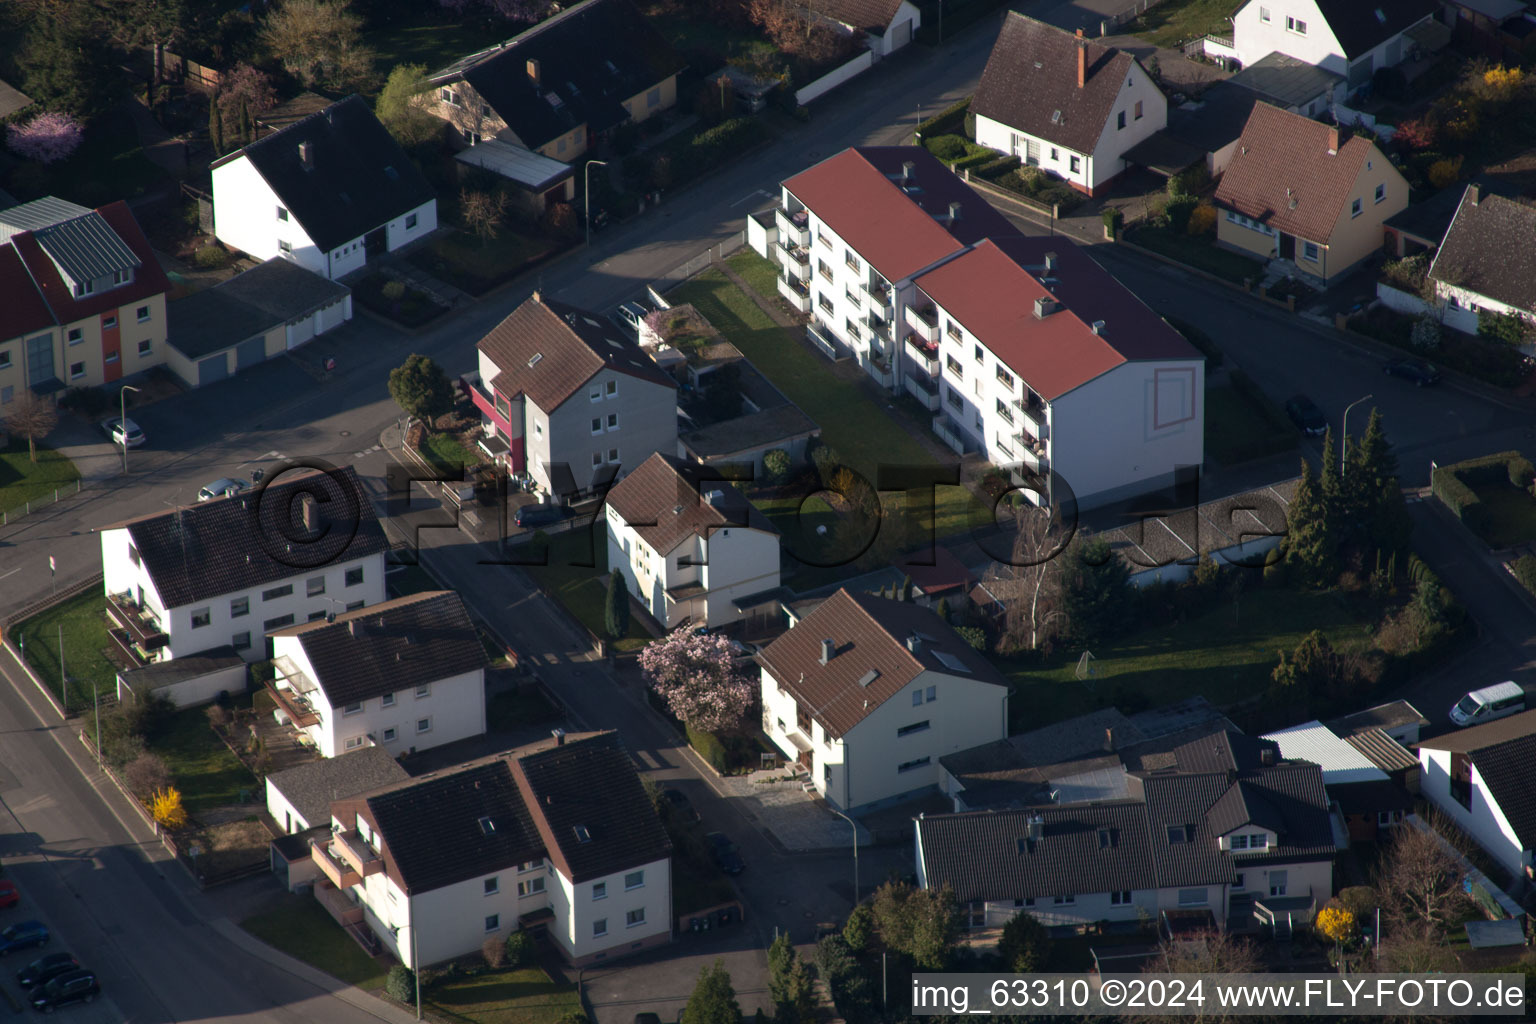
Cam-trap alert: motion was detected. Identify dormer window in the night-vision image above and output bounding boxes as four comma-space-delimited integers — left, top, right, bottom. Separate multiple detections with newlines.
74, 279, 94, 298
1167, 825, 1188, 844
113, 269, 132, 286
478, 816, 496, 835
573, 824, 592, 843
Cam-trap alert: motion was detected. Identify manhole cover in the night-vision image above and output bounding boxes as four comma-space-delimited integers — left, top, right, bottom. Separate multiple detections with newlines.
340, 430, 351, 438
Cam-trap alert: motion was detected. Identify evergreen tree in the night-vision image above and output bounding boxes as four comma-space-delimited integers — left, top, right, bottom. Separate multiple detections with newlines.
900, 574, 913, 602
1347, 409, 1412, 553
209, 94, 225, 155
1283, 459, 1339, 587
681, 960, 743, 1024
238, 97, 252, 147
18, 16, 125, 119
604, 569, 630, 640
767, 935, 815, 1024
997, 911, 1052, 972
935, 597, 951, 623
1060, 535, 1133, 645
1318, 426, 1344, 534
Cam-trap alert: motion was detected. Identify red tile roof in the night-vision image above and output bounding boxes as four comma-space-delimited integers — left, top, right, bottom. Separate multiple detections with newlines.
1214, 102, 1379, 243
913, 237, 1198, 400
604, 452, 777, 555
781, 146, 1020, 284
7, 201, 169, 325
0, 245, 54, 340
803, 0, 907, 33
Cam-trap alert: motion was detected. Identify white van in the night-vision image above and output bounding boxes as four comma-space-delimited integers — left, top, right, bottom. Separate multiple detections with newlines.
1449, 681, 1526, 727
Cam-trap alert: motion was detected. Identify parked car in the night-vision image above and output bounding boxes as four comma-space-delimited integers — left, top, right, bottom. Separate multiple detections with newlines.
635, 1014, 662, 1024
515, 502, 571, 529
1383, 357, 1441, 386
16, 954, 77, 990
661, 788, 699, 823
0, 921, 48, 955
197, 478, 248, 502
612, 301, 650, 338
1284, 395, 1327, 436
0, 880, 18, 909
99, 416, 146, 448
705, 832, 744, 875
30, 968, 98, 1012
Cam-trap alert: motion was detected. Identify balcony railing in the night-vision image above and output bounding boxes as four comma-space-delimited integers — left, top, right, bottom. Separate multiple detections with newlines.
266, 681, 321, 728
777, 275, 811, 312
862, 280, 893, 310
315, 880, 364, 927
904, 373, 940, 411
776, 207, 810, 244
778, 242, 811, 281
777, 240, 810, 265
1012, 394, 1049, 440
460, 371, 513, 434
331, 828, 384, 879
904, 304, 939, 343
866, 314, 891, 342
311, 838, 361, 888
905, 333, 939, 367
105, 592, 167, 652
868, 357, 893, 388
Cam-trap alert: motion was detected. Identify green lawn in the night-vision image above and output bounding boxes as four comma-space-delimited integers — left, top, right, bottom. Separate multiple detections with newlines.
424, 432, 476, 472
428, 967, 581, 1024
1204, 385, 1296, 466
515, 532, 650, 651
366, 14, 506, 76
667, 269, 986, 540
1004, 587, 1378, 730
409, 229, 558, 297
155, 706, 260, 816
1469, 482, 1536, 549
1128, 225, 1264, 285
1128, 0, 1241, 47
242, 895, 388, 991
12, 591, 115, 711
644, 4, 772, 67
0, 442, 81, 518
726, 250, 784, 305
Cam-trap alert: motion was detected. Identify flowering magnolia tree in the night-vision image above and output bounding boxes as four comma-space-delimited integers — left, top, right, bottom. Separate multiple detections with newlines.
6, 112, 83, 165
640, 626, 755, 733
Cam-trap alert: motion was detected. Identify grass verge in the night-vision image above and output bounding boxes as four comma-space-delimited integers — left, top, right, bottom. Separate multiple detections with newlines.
515, 531, 650, 652
427, 966, 581, 1024
1128, 0, 1239, 47
1469, 482, 1536, 549
242, 895, 388, 991
1204, 384, 1296, 466
1127, 225, 1263, 285
0, 441, 81, 517
12, 591, 114, 711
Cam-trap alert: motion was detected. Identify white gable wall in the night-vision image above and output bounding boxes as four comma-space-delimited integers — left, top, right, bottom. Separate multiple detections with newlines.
212, 156, 327, 278
1232, 0, 1345, 73
974, 114, 1094, 192
1418, 748, 1530, 878
385, 199, 438, 253
1088, 66, 1169, 188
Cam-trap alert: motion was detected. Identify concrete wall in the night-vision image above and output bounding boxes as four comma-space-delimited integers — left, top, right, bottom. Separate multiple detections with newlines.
796, 51, 875, 106
116, 660, 247, 710
266, 776, 312, 834
1419, 748, 1529, 878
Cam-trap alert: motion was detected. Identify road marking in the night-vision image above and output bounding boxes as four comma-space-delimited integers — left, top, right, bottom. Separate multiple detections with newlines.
730, 188, 771, 208
0, 567, 20, 583
352, 444, 382, 458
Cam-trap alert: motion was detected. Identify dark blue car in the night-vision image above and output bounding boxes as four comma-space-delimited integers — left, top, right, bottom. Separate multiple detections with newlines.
0, 921, 48, 956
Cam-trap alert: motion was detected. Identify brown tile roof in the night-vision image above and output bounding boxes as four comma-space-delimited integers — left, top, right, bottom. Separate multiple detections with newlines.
1428, 186, 1536, 313
1214, 102, 1380, 243
1416, 707, 1536, 753
757, 588, 1008, 738
971, 14, 1147, 156
270, 590, 488, 706
801, 0, 906, 33
604, 452, 777, 555
477, 294, 676, 413
6, 201, 170, 326
0, 243, 55, 340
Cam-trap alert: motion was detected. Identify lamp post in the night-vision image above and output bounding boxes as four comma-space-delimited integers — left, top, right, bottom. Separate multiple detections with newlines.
828, 806, 859, 906
118, 384, 141, 475
1342, 394, 1374, 475
401, 900, 422, 1020
584, 160, 609, 249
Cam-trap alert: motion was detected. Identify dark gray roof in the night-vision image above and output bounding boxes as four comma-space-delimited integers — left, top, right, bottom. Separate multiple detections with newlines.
271, 590, 487, 706
0, 197, 92, 237
1167, 80, 1260, 153
214, 95, 435, 253
1383, 176, 1518, 245
1139, 772, 1236, 887
113, 465, 387, 609
219, 257, 350, 321
1428, 186, 1536, 312
118, 646, 246, 691
1327, 699, 1430, 738
1227, 52, 1342, 109
167, 288, 275, 361
1331, 777, 1413, 816
1313, 0, 1439, 58
682, 404, 820, 460
0, 197, 140, 284
1126, 696, 1236, 740
1343, 728, 1419, 773
267, 746, 408, 829
1436, 730, 1536, 849
1206, 778, 1286, 837
1121, 131, 1205, 175
1127, 729, 1279, 775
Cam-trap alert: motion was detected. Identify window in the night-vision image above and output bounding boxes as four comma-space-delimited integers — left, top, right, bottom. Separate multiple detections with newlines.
1134, 100, 1144, 120
592, 417, 603, 435
1375, 183, 1386, 204
590, 386, 601, 403
190, 607, 211, 628
1069, 155, 1081, 174
75, 280, 94, 298
485, 915, 500, 932
103, 314, 117, 330
105, 352, 118, 365
382, 727, 397, 742
279, 240, 293, 255
263, 584, 293, 601
345, 567, 364, 587
405, 213, 418, 230
1230, 834, 1248, 850
277, 206, 289, 221
264, 614, 295, 631
113, 269, 131, 286
1286, 15, 1306, 33
996, 398, 1014, 423
626, 908, 646, 928
0, 349, 9, 369
381, 693, 396, 708
818, 293, 834, 314
1351, 198, 1362, 218
646, 87, 661, 108
897, 720, 930, 737
1268, 871, 1288, 897
845, 249, 860, 272
485, 877, 499, 895
1117, 111, 1126, 130
343, 702, 363, 716
1259, 5, 1270, 20
517, 877, 546, 897
996, 368, 1014, 390
945, 355, 962, 377
69, 362, 85, 380
440, 87, 458, 106
1053, 895, 1075, 905
557, 137, 567, 154
608, 447, 619, 463
593, 919, 608, 938
593, 882, 607, 900
1110, 891, 1132, 906
417, 717, 432, 733
1248, 832, 1268, 849
306, 576, 325, 596
607, 413, 618, 430
897, 756, 930, 773
912, 690, 923, 706
0, 386, 10, 405
1167, 825, 1187, 844
926, 685, 936, 702
415, 684, 431, 698
1177, 888, 1208, 907
137, 339, 152, 357
136, 305, 150, 324
946, 321, 962, 343
593, 452, 603, 467
973, 344, 984, 364
1050, 147, 1059, 161
1233, 873, 1245, 891
307, 610, 328, 623
1302, 241, 1319, 262
344, 736, 365, 751
232, 631, 251, 650
625, 870, 644, 890
67, 328, 83, 345
346, 600, 364, 612
945, 386, 962, 412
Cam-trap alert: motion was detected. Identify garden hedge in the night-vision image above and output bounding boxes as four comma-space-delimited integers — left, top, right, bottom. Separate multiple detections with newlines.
1431, 450, 1533, 535
915, 97, 970, 140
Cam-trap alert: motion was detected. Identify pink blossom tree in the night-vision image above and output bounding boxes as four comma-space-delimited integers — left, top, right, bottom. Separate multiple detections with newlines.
640, 626, 756, 733
6, 112, 83, 165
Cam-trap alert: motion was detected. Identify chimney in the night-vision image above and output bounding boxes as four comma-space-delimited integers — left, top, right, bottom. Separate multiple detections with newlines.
1469, 184, 1482, 206
1326, 126, 1339, 155
1026, 814, 1044, 841
526, 58, 541, 85
348, 620, 361, 637
1033, 296, 1058, 319
705, 489, 726, 506
947, 201, 962, 222
298, 141, 314, 170
819, 638, 834, 665
300, 494, 319, 534
1043, 251, 1058, 273
1260, 746, 1277, 766
901, 160, 915, 182
551, 727, 566, 746
1091, 320, 1106, 335
906, 634, 922, 654
1076, 29, 1087, 89
1104, 726, 1115, 752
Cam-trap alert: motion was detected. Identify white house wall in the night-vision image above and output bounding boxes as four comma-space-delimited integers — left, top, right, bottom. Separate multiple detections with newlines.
1419, 749, 1528, 878
363, 863, 539, 968
211, 157, 327, 278
981, 890, 1157, 929
1087, 66, 1168, 189
542, 366, 678, 496
265, 777, 311, 834
974, 114, 1091, 193
699, 526, 780, 626
550, 855, 672, 964
385, 199, 438, 253
1232, 0, 1346, 73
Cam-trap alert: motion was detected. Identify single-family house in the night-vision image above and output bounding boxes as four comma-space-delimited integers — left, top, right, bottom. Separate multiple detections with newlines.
604, 453, 780, 630
1263, 720, 1410, 842
1214, 103, 1408, 286
212, 95, 438, 281
802, 0, 921, 57
427, 0, 683, 165
910, 236, 1204, 509
167, 257, 351, 388
757, 588, 1010, 811
267, 591, 489, 759
1221, 0, 1443, 87
464, 293, 678, 498
0, 197, 170, 399
1415, 709, 1536, 880
971, 15, 1168, 196
917, 730, 1335, 934
309, 731, 672, 968
98, 466, 388, 666
1427, 184, 1536, 340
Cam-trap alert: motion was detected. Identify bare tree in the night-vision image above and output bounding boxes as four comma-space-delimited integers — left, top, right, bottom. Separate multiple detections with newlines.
459, 188, 509, 246
259, 0, 377, 93
4, 392, 58, 462
1374, 817, 1472, 932
1002, 503, 1073, 651
1135, 931, 1261, 1024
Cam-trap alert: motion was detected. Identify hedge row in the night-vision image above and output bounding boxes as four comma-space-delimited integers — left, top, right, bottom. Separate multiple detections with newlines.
1431, 450, 1535, 535
1512, 555, 1536, 599
915, 97, 970, 140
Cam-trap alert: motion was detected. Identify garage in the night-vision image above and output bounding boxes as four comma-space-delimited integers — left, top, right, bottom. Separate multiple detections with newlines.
287, 316, 317, 350
892, 18, 912, 49
235, 336, 266, 371
198, 354, 230, 386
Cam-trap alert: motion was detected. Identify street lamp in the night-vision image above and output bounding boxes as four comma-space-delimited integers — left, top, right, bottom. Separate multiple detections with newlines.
118, 384, 141, 475
584, 160, 609, 249
828, 805, 860, 907
399, 904, 422, 1020
1342, 394, 1374, 476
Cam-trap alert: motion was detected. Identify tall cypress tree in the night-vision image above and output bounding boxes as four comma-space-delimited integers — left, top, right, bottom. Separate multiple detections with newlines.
604, 569, 630, 640
209, 93, 224, 156
1350, 408, 1412, 553
1284, 458, 1339, 587
1319, 425, 1345, 533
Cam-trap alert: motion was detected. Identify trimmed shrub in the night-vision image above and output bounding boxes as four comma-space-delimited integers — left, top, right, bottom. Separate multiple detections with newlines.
954, 625, 986, 650
193, 245, 229, 269
1187, 201, 1216, 236
763, 448, 790, 484
382, 280, 406, 301
1512, 555, 1536, 597
914, 97, 969, 139
1507, 456, 1535, 490
482, 934, 507, 967
925, 134, 968, 161
505, 929, 535, 968
687, 725, 728, 773
1431, 465, 1486, 534
1102, 206, 1123, 239
386, 965, 415, 1004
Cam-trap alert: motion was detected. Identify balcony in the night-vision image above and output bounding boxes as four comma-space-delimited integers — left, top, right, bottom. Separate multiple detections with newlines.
266, 681, 321, 728
777, 275, 811, 313
104, 592, 168, 667
905, 333, 939, 372
862, 279, 893, 314
777, 241, 811, 281
459, 370, 514, 436
1015, 438, 1048, 476
867, 357, 893, 389
865, 314, 892, 343
776, 206, 809, 246
806, 321, 841, 360
932, 415, 978, 456
311, 837, 361, 888
315, 879, 364, 927
904, 304, 938, 343
1013, 394, 1049, 440
904, 373, 940, 411
332, 828, 384, 879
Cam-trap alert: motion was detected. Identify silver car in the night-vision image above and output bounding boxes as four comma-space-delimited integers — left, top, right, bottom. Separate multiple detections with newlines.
100, 416, 146, 448
197, 478, 247, 502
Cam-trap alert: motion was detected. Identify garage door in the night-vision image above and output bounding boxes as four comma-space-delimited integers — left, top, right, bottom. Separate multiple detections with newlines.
235, 337, 266, 370
892, 18, 912, 49
287, 317, 316, 350
198, 354, 229, 386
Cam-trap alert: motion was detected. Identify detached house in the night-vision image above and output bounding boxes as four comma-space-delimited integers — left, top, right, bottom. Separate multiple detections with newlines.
465, 293, 678, 498
309, 731, 672, 968
1219, 0, 1444, 88
971, 15, 1168, 196
1427, 184, 1536, 341
604, 453, 780, 630
1214, 102, 1408, 285
212, 95, 437, 281
804, 0, 921, 57
267, 591, 489, 759
1416, 709, 1536, 880
428, 0, 683, 165
98, 466, 388, 666
757, 589, 1010, 811
0, 197, 170, 400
